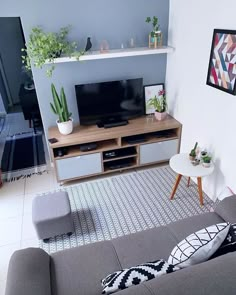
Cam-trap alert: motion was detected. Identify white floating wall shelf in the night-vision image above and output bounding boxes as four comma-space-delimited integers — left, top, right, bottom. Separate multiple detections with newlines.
45, 46, 174, 64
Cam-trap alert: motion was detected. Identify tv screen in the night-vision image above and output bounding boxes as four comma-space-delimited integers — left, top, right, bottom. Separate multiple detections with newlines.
75, 78, 144, 125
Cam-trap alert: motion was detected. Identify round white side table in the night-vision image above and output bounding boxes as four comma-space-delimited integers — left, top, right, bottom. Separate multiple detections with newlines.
169, 153, 214, 206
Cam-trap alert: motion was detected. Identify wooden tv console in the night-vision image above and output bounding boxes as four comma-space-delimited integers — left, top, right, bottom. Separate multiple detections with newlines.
48, 115, 182, 184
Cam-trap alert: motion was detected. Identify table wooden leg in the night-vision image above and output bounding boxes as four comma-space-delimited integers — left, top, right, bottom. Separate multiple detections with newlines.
170, 174, 182, 200
187, 177, 191, 187
197, 177, 203, 206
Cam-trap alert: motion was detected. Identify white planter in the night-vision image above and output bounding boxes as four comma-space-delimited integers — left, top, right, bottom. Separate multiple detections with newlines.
202, 162, 211, 168
57, 118, 73, 135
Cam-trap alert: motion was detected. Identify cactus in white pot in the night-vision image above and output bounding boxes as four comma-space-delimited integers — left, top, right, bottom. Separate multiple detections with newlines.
50, 83, 73, 135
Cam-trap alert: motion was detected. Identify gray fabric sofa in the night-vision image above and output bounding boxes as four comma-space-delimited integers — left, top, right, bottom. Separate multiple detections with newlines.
5, 195, 236, 295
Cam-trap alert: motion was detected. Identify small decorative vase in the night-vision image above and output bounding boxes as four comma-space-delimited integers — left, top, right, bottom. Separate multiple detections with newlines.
57, 118, 73, 135
154, 111, 167, 121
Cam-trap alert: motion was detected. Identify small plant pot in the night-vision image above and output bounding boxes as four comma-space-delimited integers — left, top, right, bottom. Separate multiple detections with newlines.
189, 155, 196, 161
155, 111, 167, 121
57, 118, 73, 135
201, 151, 208, 158
202, 162, 211, 168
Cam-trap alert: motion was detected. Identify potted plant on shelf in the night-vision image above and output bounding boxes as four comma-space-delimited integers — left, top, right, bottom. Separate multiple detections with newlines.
147, 89, 167, 121
146, 16, 162, 48
50, 83, 73, 135
189, 142, 198, 161
202, 155, 212, 168
22, 26, 83, 77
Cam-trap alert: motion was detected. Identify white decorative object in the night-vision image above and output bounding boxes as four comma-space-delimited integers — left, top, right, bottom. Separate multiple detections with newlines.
168, 223, 230, 268
57, 118, 73, 135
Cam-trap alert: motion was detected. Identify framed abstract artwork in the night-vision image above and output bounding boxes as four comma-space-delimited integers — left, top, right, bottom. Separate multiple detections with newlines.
206, 29, 236, 95
144, 83, 164, 114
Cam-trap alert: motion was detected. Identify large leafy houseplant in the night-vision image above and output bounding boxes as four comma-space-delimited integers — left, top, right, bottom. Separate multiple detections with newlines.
22, 26, 83, 77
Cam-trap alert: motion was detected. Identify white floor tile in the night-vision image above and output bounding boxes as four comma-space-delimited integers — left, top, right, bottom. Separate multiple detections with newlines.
24, 171, 54, 194
0, 217, 22, 246
21, 238, 39, 249
0, 194, 24, 219
0, 279, 6, 295
23, 193, 37, 215
0, 242, 21, 283
21, 213, 37, 241
0, 179, 25, 197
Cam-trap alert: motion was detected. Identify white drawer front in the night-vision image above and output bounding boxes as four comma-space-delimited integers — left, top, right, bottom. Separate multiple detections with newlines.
140, 140, 178, 165
56, 153, 102, 181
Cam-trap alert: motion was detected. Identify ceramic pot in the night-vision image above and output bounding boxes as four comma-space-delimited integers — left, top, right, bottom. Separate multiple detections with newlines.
57, 118, 73, 135
202, 162, 211, 168
155, 111, 167, 121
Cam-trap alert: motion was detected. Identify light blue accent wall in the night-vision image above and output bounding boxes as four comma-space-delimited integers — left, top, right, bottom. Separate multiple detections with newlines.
1, 0, 169, 133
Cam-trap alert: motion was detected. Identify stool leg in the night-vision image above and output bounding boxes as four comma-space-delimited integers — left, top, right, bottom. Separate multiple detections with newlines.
187, 177, 191, 187
197, 177, 204, 206
170, 174, 182, 200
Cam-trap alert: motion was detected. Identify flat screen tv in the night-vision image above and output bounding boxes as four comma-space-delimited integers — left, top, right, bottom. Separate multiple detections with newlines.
75, 78, 144, 126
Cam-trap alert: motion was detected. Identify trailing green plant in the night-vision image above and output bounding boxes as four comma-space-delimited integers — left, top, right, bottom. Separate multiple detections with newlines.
189, 142, 198, 157
22, 26, 83, 77
50, 83, 72, 122
202, 155, 212, 163
147, 89, 167, 113
146, 16, 159, 37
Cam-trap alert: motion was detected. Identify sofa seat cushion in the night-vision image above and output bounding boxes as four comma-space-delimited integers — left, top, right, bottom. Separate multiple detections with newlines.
167, 212, 224, 243
111, 226, 178, 269
50, 241, 122, 295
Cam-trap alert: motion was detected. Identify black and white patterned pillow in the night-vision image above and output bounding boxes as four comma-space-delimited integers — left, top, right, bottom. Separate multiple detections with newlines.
101, 259, 178, 294
211, 223, 236, 259
168, 222, 230, 268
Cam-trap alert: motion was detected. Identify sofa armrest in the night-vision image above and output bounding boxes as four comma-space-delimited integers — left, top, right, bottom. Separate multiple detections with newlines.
214, 195, 236, 223
5, 248, 51, 295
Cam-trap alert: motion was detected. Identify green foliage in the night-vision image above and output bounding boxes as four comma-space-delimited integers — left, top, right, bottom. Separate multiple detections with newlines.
146, 16, 159, 37
189, 142, 198, 157
147, 90, 167, 113
50, 83, 72, 122
22, 26, 84, 77
202, 155, 212, 163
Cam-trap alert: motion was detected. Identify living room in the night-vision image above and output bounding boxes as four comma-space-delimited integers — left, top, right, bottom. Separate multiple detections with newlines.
1, 0, 236, 294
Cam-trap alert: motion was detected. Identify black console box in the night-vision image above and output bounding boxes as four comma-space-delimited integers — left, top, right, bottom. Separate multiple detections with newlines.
125, 134, 147, 144
80, 143, 98, 152
107, 159, 133, 170
103, 147, 136, 160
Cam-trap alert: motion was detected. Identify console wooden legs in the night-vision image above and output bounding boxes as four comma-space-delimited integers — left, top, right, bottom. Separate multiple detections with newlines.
197, 177, 204, 206
170, 174, 182, 200
187, 177, 191, 187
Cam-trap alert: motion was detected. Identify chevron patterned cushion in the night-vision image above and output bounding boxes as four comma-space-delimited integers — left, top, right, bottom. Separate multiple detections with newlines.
101, 260, 179, 294
168, 222, 230, 268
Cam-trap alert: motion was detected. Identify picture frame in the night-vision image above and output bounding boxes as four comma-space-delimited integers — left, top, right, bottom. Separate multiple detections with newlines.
206, 29, 236, 95
144, 83, 164, 114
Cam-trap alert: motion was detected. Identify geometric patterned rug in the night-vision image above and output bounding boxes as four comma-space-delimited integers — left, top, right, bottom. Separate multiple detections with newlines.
40, 165, 217, 254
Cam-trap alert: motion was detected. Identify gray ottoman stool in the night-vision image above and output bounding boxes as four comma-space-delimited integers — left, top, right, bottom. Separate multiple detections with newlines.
32, 191, 74, 242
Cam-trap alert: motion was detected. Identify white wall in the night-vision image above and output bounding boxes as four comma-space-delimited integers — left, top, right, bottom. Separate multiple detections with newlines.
166, 0, 236, 199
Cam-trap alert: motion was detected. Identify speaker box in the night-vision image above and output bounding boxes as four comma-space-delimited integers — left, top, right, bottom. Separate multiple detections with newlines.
80, 143, 97, 152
